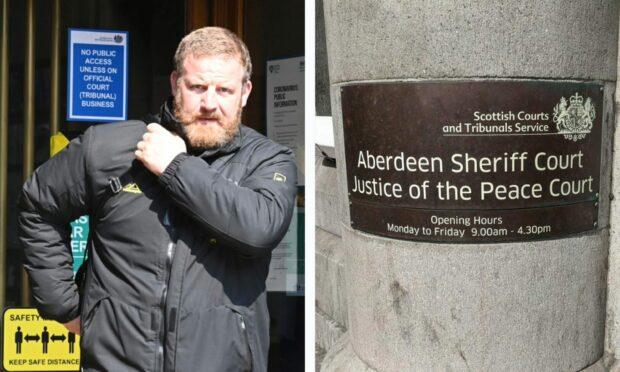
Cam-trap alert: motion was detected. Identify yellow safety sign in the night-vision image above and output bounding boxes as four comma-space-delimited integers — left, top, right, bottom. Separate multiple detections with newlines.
3, 308, 80, 371
50, 132, 70, 158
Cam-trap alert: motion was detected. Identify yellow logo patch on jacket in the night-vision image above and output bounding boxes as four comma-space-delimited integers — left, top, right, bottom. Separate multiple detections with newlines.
273, 173, 287, 182
122, 183, 142, 194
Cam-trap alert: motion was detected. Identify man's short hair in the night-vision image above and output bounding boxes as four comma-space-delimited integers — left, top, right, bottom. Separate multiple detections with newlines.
174, 27, 252, 83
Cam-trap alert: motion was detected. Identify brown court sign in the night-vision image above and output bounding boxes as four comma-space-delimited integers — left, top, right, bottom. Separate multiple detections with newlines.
342, 81, 603, 242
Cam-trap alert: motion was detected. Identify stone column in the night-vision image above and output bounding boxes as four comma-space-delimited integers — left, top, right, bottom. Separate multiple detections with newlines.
321, 1, 619, 371
606, 26, 620, 372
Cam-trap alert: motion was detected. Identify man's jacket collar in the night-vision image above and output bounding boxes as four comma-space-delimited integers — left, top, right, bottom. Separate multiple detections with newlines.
158, 96, 242, 158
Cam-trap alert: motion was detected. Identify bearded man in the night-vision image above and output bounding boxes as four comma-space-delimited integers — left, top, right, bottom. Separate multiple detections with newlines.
18, 27, 297, 372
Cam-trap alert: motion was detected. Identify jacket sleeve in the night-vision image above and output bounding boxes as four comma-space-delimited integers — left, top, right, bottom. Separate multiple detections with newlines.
158, 144, 297, 258
17, 131, 92, 323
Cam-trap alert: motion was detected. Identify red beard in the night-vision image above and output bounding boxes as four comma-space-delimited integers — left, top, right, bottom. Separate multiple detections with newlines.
173, 94, 241, 150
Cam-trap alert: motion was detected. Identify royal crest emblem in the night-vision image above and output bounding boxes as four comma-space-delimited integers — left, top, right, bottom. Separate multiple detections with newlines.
553, 93, 595, 141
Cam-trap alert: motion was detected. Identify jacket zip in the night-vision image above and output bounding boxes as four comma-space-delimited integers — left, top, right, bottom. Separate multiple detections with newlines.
155, 211, 177, 371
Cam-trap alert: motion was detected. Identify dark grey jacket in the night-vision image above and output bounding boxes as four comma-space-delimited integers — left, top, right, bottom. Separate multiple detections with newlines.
18, 104, 297, 371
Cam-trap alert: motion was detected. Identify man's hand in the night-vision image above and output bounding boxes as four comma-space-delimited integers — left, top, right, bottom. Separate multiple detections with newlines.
135, 123, 187, 176
63, 316, 81, 335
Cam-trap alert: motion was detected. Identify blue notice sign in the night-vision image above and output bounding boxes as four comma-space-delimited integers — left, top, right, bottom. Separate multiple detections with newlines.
68, 29, 128, 122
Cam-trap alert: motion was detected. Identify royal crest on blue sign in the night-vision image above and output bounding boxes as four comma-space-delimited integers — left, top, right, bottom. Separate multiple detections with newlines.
67, 29, 129, 122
